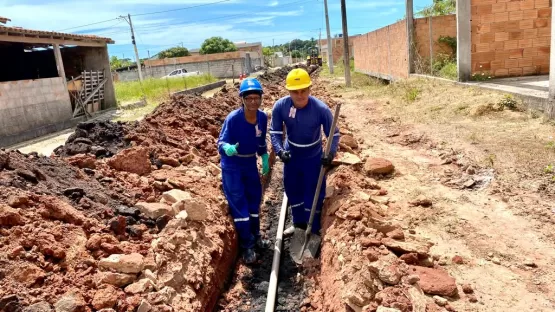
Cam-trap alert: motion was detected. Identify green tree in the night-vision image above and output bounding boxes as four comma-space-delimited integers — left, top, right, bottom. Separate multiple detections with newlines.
291, 50, 302, 58
199, 37, 237, 55
109, 55, 133, 71
416, 0, 456, 17
158, 46, 191, 59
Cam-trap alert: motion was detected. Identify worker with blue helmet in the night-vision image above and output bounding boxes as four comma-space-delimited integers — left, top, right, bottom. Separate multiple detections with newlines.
217, 77, 271, 264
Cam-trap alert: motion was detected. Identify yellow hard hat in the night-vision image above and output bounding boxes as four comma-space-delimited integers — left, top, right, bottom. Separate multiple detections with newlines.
285, 68, 312, 91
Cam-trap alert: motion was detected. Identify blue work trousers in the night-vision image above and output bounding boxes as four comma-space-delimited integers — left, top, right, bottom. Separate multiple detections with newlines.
283, 153, 326, 234
222, 164, 262, 250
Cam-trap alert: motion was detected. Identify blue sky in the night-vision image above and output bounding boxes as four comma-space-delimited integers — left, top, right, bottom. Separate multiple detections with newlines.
2, 0, 433, 60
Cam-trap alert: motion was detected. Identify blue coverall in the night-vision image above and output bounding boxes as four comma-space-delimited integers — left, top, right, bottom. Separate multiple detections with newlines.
217, 107, 268, 249
270, 96, 340, 234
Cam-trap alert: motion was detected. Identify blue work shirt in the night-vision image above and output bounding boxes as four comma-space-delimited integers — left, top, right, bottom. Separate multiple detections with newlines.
270, 95, 340, 159
217, 107, 268, 169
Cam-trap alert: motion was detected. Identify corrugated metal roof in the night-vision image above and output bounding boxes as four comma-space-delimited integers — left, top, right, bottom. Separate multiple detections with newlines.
0, 25, 114, 44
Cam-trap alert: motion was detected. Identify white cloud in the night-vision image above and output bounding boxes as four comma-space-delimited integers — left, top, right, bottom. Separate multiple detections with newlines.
269, 1, 279, 6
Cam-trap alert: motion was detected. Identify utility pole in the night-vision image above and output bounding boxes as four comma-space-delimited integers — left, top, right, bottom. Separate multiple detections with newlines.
324, 0, 334, 73
340, 0, 351, 87
120, 14, 143, 82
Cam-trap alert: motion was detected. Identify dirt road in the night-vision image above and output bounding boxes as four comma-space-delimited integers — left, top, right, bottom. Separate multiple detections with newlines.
325, 74, 555, 311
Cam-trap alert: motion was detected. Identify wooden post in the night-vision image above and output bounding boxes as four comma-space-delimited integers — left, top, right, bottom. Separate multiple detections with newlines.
53, 43, 67, 89
429, 15, 433, 75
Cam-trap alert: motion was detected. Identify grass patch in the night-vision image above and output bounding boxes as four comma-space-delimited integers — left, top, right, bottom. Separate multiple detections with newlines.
115, 74, 217, 105
438, 62, 457, 80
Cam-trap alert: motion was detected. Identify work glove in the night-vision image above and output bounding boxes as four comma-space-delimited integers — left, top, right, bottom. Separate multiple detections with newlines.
222, 143, 239, 157
279, 150, 291, 164
321, 153, 335, 167
261, 153, 270, 176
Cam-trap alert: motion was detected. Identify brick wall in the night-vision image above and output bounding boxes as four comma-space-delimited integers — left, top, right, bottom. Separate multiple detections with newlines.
352, 20, 409, 80
0, 78, 72, 138
414, 15, 458, 59
471, 0, 551, 77
319, 37, 357, 64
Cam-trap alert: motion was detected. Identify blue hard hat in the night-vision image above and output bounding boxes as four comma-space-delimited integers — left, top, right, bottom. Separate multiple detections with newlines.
239, 78, 264, 97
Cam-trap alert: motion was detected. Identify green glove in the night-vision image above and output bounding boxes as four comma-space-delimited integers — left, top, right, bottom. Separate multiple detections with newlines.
223, 143, 239, 156
261, 153, 270, 175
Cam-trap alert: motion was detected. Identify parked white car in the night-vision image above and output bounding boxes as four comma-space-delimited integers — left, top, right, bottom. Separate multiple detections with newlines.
162, 68, 201, 79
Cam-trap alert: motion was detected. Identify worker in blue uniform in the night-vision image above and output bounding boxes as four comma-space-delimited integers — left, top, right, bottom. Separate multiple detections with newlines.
217, 78, 271, 264
270, 68, 340, 236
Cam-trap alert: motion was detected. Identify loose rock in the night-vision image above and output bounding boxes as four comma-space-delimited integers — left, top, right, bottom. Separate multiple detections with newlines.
98, 253, 144, 274
409, 266, 458, 297
92, 286, 119, 310
23, 301, 52, 312
135, 202, 174, 219
462, 284, 474, 294
364, 158, 395, 175
53, 292, 86, 312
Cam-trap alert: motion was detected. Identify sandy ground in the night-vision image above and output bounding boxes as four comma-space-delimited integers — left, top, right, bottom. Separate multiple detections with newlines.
328, 75, 555, 311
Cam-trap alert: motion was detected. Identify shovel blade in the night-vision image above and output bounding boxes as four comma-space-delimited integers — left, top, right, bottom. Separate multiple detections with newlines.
290, 228, 322, 264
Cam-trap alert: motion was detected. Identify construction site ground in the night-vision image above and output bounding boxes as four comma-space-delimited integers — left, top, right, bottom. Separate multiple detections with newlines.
0, 65, 554, 312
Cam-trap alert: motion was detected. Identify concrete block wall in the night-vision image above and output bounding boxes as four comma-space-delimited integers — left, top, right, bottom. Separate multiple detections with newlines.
118, 56, 262, 82
352, 20, 409, 80
414, 15, 458, 59
0, 78, 72, 138
471, 0, 551, 77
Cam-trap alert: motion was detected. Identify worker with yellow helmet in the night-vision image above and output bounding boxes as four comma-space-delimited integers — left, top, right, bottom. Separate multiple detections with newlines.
269, 68, 340, 236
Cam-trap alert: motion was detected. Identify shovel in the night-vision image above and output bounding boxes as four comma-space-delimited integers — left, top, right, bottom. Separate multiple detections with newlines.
290, 103, 342, 265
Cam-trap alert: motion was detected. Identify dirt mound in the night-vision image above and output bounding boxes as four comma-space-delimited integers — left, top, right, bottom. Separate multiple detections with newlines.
54, 121, 132, 158
257, 64, 319, 84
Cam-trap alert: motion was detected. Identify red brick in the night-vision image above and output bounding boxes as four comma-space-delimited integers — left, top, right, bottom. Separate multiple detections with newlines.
538, 46, 551, 55
492, 3, 507, 13
509, 68, 523, 76
477, 23, 492, 34
537, 8, 552, 18
476, 43, 491, 52
533, 55, 550, 65
472, 5, 478, 15
495, 32, 509, 41
520, 0, 536, 10
491, 60, 505, 70
495, 69, 509, 76
491, 22, 506, 32
523, 28, 539, 39
520, 19, 534, 29
474, 51, 496, 62
505, 59, 520, 68
505, 39, 519, 49
523, 47, 539, 57
534, 18, 549, 28
533, 37, 551, 47
480, 32, 496, 43
519, 39, 533, 48
535, 0, 550, 8
522, 66, 540, 75
538, 26, 551, 36
509, 11, 524, 20
507, 1, 521, 11
491, 41, 505, 51
509, 49, 524, 59
518, 57, 534, 67
495, 50, 510, 60
505, 21, 521, 32
509, 31, 523, 40
477, 4, 493, 14
495, 12, 510, 22
482, 14, 495, 24
540, 65, 550, 74
523, 9, 539, 20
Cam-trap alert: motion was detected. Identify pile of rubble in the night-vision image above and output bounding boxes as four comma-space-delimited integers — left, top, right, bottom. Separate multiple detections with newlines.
310, 128, 475, 312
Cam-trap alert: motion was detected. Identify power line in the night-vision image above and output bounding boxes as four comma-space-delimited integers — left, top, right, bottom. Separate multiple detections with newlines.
133, 0, 232, 16
58, 18, 118, 32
